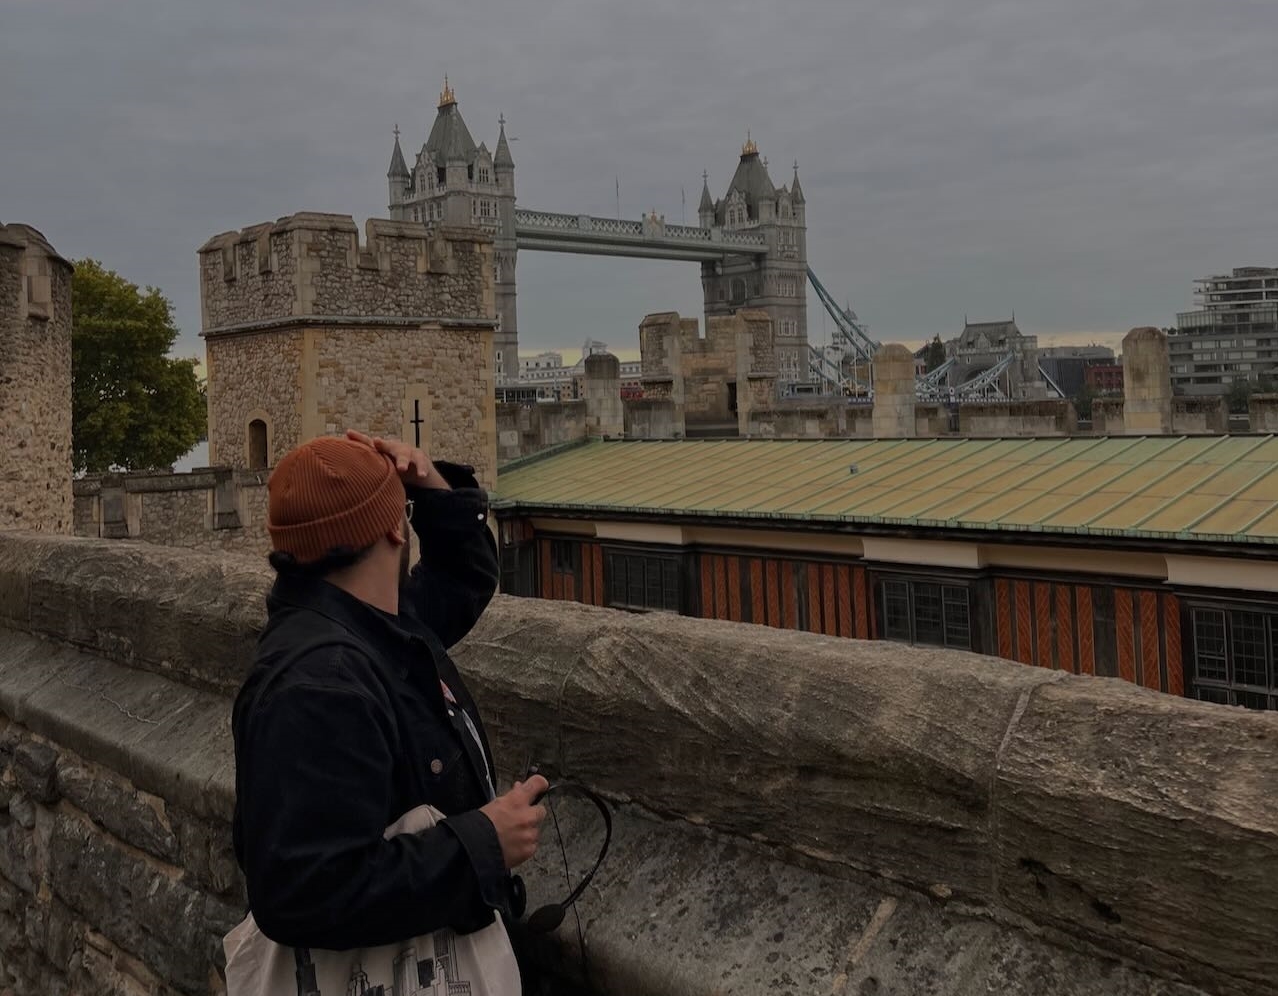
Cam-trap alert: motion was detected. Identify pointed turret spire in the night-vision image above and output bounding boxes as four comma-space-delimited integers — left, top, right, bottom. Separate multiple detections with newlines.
790, 160, 805, 204
494, 113, 514, 169
698, 170, 714, 213
387, 123, 409, 178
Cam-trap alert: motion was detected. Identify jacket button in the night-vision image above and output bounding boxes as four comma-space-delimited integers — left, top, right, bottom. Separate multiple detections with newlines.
430, 758, 444, 775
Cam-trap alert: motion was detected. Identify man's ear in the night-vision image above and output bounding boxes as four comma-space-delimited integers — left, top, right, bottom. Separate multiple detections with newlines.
389, 518, 410, 547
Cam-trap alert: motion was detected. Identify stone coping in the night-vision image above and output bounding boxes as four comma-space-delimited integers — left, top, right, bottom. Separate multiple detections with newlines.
0, 531, 1274, 993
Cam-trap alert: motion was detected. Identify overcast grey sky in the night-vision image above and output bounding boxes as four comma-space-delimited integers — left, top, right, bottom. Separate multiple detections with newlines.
4, 0, 1276, 362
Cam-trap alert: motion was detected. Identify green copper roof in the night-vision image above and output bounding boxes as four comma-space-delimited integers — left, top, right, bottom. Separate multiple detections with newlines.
493, 436, 1278, 547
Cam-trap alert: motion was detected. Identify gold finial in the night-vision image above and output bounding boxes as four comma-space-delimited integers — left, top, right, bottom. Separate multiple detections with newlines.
741, 129, 758, 157
438, 75, 456, 108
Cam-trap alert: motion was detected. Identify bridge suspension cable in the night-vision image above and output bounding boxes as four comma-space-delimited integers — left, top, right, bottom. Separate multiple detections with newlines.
806, 268, 879, 364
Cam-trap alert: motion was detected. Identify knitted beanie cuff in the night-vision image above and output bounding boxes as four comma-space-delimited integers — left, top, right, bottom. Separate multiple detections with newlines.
268, 460, 405, 564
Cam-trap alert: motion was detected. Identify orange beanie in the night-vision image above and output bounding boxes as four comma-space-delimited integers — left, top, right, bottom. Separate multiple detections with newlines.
267, 437, 406, 564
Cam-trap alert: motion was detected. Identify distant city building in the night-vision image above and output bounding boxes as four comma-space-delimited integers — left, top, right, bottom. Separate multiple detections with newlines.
945, 318, 1047, 400
1085, 361, 1124, 395
1039, 345, 1116, 399
1173, 266, 1278, 396
521, 351, 564, 375
516, 342, 641, 401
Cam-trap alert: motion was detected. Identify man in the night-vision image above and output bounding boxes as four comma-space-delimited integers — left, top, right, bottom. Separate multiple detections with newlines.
232, 429, 547, 951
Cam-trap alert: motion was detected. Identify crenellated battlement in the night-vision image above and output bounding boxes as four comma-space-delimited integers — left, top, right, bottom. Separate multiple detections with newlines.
198, 212, 495, 334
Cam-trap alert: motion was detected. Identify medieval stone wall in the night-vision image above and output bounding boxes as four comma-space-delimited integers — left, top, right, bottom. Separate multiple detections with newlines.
199, 212, 497, 483
1249, 394, 1278, 433
205, 328, 304, 468
959, 399, 1078, 436
496, 401, 587, 465
0, 531, 1274, 996
199, 215, 492, 331
638, 310, 777, 431
1092, 397, 1125, 435
622, 398, 682, 440
1172, 396, 1229, 434
0, 225, 73, 534
73, 471, 270, 557
747, 400, 873, 439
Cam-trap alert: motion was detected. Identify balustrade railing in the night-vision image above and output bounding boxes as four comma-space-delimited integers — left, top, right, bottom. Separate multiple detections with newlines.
514, 209, 766, 249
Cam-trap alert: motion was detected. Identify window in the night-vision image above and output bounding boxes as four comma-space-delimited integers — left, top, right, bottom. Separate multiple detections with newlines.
605, 550, 681, 612
1191, 607, 1278, 709
436, 166, 446, 187
247, 419, 268, 470
551, 539, 579, 576
479, 166, 491, 184
499, 541, 535, 596
879, 579, 972, 650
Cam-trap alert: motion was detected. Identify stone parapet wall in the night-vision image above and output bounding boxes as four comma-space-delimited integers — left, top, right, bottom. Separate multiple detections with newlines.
0, 532, 1274, 995
747, 400, 873, 439
73, 469, 269, 558
1249, 394, 1278, 433
622, 397, 682, 440
1172, 396, 1229, 434
959, 399, 1078, 436
1092, 397, 1125, 435
497, 401, 587, 465
198, 214, 493, 332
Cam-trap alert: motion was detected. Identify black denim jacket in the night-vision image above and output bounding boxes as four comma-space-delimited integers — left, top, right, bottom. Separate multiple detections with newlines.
231, 462, 508, 949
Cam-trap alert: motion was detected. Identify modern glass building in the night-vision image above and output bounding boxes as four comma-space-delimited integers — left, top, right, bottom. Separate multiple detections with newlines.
1173, 267, 1278, 396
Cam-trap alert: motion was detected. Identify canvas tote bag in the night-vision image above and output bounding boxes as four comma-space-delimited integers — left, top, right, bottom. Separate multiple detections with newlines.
223, 803, 521, 996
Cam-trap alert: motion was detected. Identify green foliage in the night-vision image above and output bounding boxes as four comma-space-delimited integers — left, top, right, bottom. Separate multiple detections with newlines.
71, 259, 206, 473
1226, 379, 1253, 414
924, 335, 947, 372
1072, 382, 1096, 420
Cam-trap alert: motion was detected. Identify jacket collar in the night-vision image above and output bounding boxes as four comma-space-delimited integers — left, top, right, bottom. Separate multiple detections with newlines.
267, 573, 422, 678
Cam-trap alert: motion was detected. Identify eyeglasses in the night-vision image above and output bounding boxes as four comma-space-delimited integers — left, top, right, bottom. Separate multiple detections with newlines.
405, 498, 415, 523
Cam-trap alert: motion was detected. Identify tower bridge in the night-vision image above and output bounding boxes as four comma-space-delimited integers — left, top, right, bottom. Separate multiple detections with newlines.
385, 80, 1045, 403
512, 208, 769, 261
387, 81, 809, 388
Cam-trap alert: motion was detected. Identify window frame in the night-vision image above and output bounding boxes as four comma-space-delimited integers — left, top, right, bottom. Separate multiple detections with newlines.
877, 575, 973, 650
1189, 604, 1278, 710
603, 545, 685, 614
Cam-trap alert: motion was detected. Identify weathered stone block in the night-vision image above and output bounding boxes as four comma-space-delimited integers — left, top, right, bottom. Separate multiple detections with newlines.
458, 597, 1060, 902
12, 741, 57, 804
57, 759, 178, 863
994, 680, 1278, 993
49, 811, 214, 994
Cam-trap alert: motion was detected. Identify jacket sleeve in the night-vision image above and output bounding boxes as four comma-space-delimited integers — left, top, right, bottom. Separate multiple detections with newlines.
237, 654, 509, 949
401, 461, 500, 649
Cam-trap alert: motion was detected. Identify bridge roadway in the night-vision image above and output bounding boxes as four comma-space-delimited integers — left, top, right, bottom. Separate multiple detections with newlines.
513, 208, 769, 262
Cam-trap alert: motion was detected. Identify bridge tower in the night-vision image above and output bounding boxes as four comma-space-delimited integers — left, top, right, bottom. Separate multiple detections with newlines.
388, 80, 519, 385
699, 138, 808, 389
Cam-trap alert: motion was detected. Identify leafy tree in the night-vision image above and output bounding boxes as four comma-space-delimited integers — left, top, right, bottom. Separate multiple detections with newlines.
72, 259, 206, 473
1072, 383, 1096, 420
1226, 379, 1253, 414
924, 335, 947, 372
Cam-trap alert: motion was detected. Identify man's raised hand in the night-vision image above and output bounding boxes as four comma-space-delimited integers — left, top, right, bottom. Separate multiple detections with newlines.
346, 429, 449, 491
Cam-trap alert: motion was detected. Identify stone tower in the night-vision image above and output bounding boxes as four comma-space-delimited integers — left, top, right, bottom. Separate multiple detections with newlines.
0, 223, 74, 533
388, 79, 518, 385
199, 213, 499, 486
699, 138, 809, 391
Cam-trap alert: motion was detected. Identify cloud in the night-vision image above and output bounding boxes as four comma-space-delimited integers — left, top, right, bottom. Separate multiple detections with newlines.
3, 0, 1276, 365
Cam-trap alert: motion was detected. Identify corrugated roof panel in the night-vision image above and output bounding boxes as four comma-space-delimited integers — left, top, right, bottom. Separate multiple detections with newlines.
493, 437, 1278, 546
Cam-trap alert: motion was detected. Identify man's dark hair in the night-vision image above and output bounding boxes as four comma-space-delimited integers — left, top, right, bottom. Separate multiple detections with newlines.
268, 544, 376, 579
